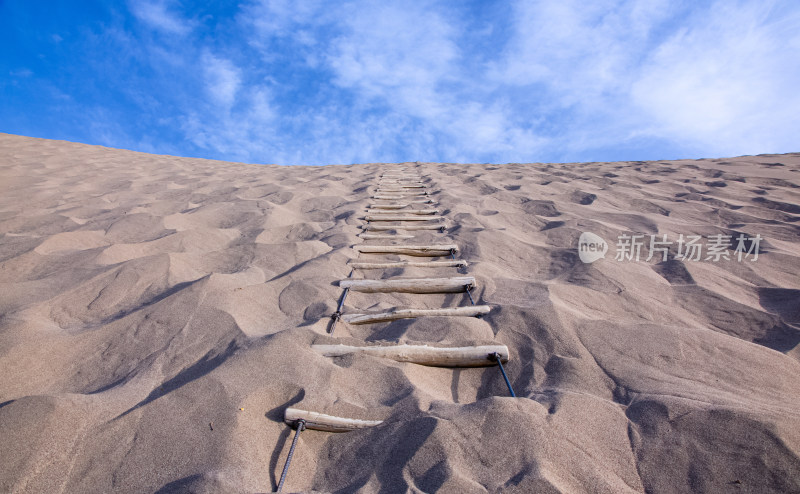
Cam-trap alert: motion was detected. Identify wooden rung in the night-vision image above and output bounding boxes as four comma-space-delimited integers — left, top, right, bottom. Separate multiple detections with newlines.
368, 204, 408, 209
369, 201, 434, 208
375, 186, 428, 190
284, 408, 382, 432
312, 343, 508, 367
363, 224, 445, 231
339, 276, 475, 293
375, 188, 428, 193
349, 260, 467, 269
358, 233, 416, 239
342, 305, 491, 324
365, 209, 440, 215
355, 244, 457, 256
373, 195, 431, 200
365, 215, 443, 222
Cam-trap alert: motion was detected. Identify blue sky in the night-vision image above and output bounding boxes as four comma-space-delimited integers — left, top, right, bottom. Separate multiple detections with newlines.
2, 0, 799, 166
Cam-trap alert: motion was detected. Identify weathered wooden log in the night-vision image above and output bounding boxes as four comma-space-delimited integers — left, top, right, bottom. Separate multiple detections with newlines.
373, 195, 431, 200
375, 185, 427, 190
368, 201, 435, 208
365, 215, 443, 222
284, 408, 382, 432
358, 233, 416, 239
368, 203, 409, 209
339, 276, 475, 293
365, 209, 440, 215
362, 224, 445, 231
376, 188, 428, 193
342, 305, 491, 324
349, 259, 466, 269
312, 343, 508, 367
354, 244, 457, 256
349, 260, 467, 269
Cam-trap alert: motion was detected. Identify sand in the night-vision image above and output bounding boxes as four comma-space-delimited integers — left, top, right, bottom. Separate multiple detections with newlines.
0, 132, 799, 493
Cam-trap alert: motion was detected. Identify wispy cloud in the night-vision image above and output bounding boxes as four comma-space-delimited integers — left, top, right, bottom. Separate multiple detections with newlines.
202, 52, 242, 110
4, 0, 800, 164
129, 0, 193, 35
631, 1, 800, 156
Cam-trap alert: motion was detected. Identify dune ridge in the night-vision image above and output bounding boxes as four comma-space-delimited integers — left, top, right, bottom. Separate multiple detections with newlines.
1, 133, 799, 493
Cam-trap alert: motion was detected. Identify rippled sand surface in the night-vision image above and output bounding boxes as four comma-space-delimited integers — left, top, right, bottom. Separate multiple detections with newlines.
1, 133, 799, 493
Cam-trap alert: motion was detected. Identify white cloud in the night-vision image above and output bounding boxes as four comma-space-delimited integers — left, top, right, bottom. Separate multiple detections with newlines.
486, 0, 800, 160
180, 83, 276, 162
119, 0, 800, 164
202, 53, 242, 110
10, 68, 33, 78
631, 1, 800, 155
129, 0, 192, 35
319, 1, 545, 162
242, 0, 326, 36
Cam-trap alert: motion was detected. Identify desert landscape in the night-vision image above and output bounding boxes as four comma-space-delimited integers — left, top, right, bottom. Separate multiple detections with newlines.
1, 132, 799, 493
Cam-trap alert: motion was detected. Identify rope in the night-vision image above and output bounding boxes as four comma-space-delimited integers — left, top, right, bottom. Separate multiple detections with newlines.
465, 285, 476, 305
277, 419, 306, 492
490, 352, 516, 397
329, 270, 354, 335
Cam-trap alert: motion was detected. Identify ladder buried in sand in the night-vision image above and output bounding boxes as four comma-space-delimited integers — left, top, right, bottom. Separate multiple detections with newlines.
278, 408, 383, 492
279, 168, 518, 492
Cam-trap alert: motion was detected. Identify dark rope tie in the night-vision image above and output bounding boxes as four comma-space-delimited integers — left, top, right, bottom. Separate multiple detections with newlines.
329, 270, 353, 335
277, 419, 306, 492
465, 285, 475, 305
490, 352, 515, 397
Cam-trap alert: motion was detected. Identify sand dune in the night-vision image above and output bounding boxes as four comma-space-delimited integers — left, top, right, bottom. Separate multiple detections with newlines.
1, 133, 799, 493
